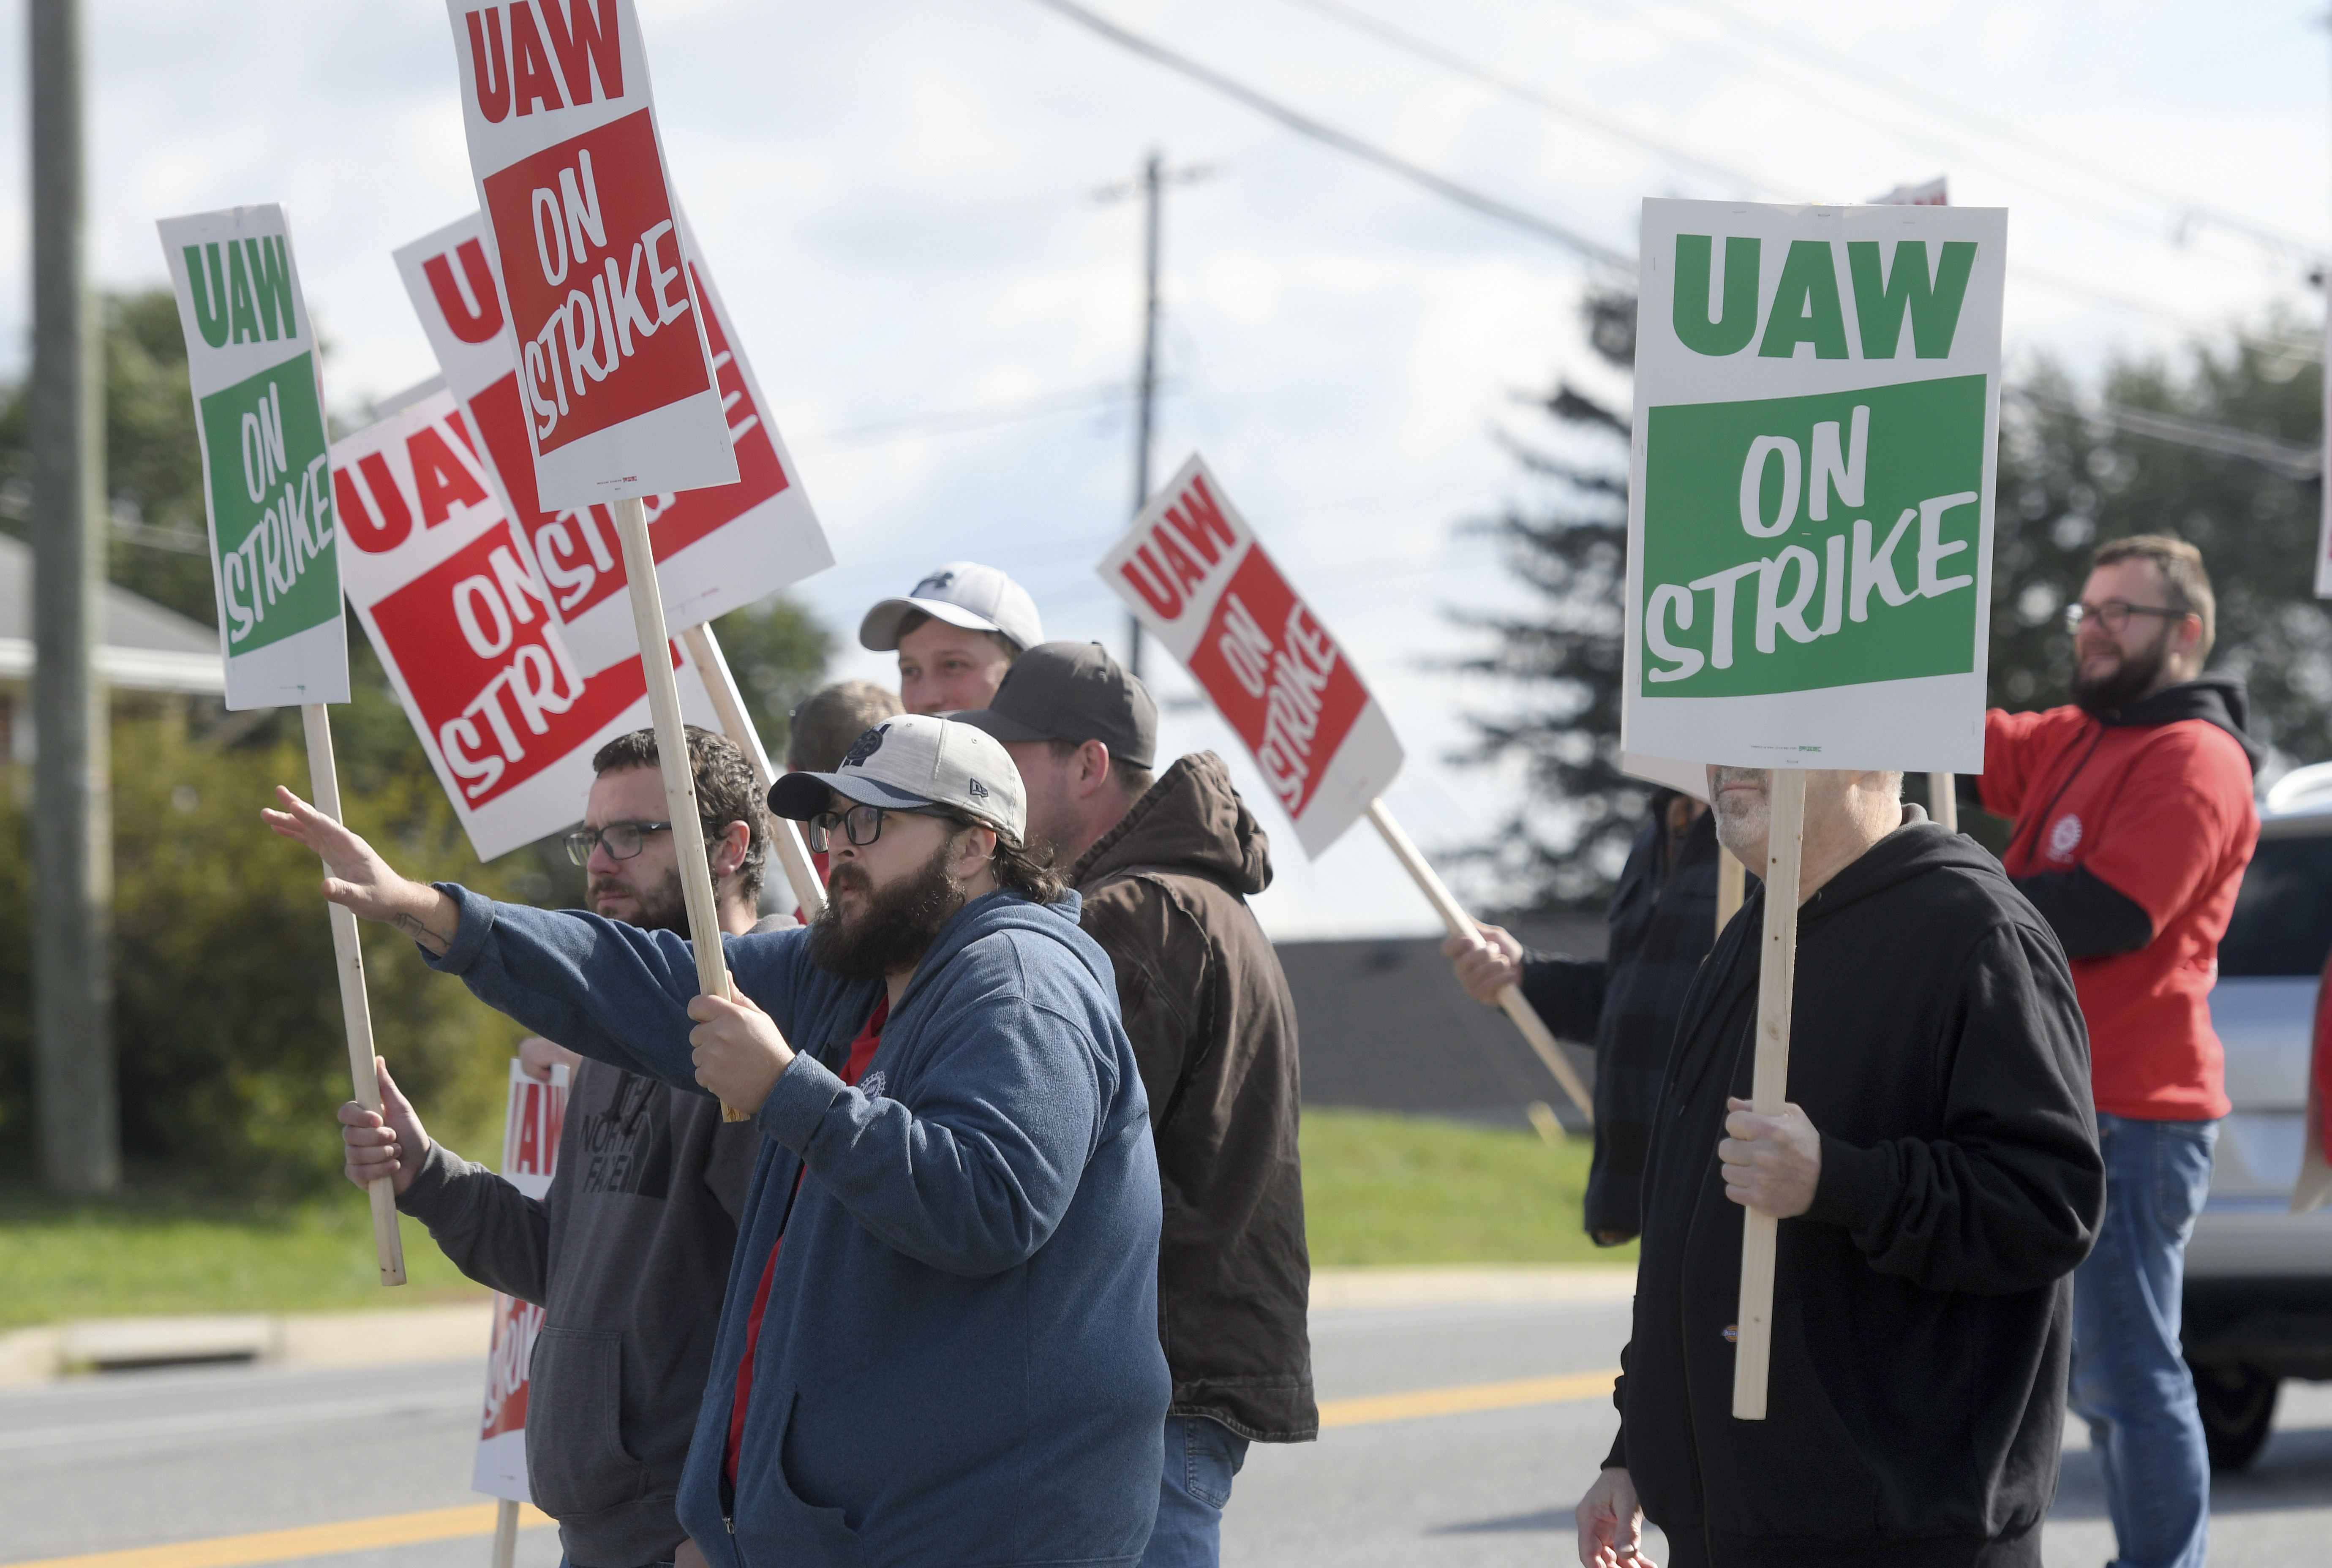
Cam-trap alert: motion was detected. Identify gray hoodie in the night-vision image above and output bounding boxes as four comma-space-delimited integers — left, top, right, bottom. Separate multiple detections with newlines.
398, 1060, 759, 1567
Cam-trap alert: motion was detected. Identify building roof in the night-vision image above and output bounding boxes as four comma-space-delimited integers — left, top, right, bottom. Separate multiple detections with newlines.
0, 530, 224, 694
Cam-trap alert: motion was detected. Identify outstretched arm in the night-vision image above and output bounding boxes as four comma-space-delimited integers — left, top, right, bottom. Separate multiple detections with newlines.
262, 787, 460, 954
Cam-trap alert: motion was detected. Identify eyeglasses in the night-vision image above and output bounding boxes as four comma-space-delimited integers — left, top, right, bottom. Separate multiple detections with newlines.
2064, 600, 2190, 636
803, 802, 931, 853
563, 821, 673, 866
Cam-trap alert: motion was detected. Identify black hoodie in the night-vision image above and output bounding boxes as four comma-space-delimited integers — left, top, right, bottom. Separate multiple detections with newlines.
1607, 811, 2104, 1568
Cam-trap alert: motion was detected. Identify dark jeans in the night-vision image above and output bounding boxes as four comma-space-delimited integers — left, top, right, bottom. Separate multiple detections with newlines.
1138, 1415, 1249, 1567
2069, 1111, 2218, 1568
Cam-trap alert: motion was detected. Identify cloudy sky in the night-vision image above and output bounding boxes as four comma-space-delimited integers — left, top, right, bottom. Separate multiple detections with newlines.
1, 0, 2325, 935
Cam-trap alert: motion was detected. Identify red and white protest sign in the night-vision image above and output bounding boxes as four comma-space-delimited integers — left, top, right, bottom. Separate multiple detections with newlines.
444, 0, 736, 509
1100, 455, 1403, 856
473, 1056, 568, 1503
332, 384, 717, 860
393, 209, 831, 675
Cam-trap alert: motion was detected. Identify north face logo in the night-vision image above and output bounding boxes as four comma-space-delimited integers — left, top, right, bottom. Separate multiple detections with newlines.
966, 776, 989, 800
842, 724, 890, 769
914, 570, 957, 596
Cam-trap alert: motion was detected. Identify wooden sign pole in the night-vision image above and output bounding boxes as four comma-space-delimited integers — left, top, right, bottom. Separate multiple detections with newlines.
300, 704, 407, 1286
1928, 771, 1958, 832
1732, 768, 1806, 1420
678, 622, 825, 920
612, 499, 746, 1123
489, 1499, 519, 1568
1716, 847, 1746, 939
1365, 799, 1594, 1124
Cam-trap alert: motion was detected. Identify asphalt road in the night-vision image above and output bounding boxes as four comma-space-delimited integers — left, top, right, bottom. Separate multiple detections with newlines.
2, 1297, 2327, 1568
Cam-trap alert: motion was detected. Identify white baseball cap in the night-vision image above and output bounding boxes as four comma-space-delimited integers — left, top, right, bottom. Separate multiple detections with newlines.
859, 561, 1045, 654
767, 713, 1028, 846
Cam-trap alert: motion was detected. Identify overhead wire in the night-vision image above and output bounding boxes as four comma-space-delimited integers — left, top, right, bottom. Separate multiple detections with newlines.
1027, 0, 1639, 272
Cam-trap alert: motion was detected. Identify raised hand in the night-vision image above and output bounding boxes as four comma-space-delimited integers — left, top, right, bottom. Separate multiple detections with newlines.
1441, 923, 1526, 1007
262, 787, 458, 953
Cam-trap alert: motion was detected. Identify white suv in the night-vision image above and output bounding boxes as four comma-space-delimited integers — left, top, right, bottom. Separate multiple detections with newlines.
2182, 761, 2332, 1467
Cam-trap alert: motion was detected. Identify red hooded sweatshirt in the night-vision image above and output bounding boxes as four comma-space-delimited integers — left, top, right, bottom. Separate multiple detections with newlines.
1977, 677, 2259, 1122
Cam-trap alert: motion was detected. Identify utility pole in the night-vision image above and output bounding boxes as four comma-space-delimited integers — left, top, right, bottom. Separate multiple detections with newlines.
30, 0, 117, 1193
1101, 150, 1213, 678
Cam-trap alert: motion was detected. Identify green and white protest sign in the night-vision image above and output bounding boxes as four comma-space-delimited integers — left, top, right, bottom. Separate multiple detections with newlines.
1623, 199, 2006, 773
157, 204, 348, 710
158, 205, 401, 1287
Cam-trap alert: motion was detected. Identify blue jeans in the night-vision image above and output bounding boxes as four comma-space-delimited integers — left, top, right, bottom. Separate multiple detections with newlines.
2069, 1112, 2219, 1568
1139, 1415, 1249, 1567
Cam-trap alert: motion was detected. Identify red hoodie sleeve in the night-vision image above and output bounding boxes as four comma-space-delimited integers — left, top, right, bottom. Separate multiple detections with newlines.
2073, 727, 2253, 936
1979, 707, 2082, 820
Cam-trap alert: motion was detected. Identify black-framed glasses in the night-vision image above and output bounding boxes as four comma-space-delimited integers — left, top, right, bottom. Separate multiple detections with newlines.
2064, 600, 2190, 636
564, 821, 673, 866
803, 802, 930, 853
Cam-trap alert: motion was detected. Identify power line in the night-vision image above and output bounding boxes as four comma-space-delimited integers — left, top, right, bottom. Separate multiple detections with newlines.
1027, 0, 1638, 272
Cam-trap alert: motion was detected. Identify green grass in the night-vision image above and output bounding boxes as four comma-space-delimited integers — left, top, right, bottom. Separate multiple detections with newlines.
0, 1111, 1627, 1330
1299, 1108, 1637, 1267
0, 1186, 487, 1331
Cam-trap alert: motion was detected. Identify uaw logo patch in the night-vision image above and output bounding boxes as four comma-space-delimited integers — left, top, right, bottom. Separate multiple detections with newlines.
860, 1070, 888, 1101
843, 724, 890, 769
2047, 814, 2083, 862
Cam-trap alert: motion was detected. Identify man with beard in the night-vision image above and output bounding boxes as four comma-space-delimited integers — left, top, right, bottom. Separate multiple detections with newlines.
276, 713, 1171, 1568
336, 725, 765, 1568
956, 642, 1314, 1568
1576, 767, 2101, 1568
1966, 535, 2260, 1568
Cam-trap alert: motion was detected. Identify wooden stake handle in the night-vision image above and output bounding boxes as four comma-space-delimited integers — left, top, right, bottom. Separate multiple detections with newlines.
1732, 768, 1806, 1420
611, 500, 746, 1124
678, 623, 825, 920
1365, 799, 1594, 1124
490, 1499, 520, 1568
1928, 771, 1958, 833
300, 704, 406, 1288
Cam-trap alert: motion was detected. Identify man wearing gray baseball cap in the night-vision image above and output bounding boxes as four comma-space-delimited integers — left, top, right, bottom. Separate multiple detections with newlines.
861, 560, 1046, 716
959, 644, 1316, 1568
261, 710, 1172, 1567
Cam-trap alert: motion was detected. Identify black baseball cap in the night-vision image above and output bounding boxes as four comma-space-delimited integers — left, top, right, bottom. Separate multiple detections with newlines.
952, 641, 1158, 770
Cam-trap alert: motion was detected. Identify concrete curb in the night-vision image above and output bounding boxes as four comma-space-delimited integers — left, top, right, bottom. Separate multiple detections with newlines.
0, 1302, 493, 1387
1308, 1265, 1636, 1311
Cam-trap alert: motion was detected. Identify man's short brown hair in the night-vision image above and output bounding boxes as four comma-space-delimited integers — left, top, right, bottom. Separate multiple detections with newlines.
2092, 534, 2215, 662
591, 725, 768, 902
1046, 737, 1154, 804
787, 681, 904, 772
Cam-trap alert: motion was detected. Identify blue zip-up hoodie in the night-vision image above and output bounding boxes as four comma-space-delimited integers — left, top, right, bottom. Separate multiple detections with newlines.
424, 882, 1172, 1568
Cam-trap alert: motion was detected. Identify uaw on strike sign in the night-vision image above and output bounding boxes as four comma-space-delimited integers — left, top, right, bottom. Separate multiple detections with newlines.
157, 205, 348, 710
446, 0, 737, 509
1623, 199, 2006, 772
1102, 457, 1403, 858
474, 1058, 568, 1503
393, 207, 831, 675
332, 384, 717, 860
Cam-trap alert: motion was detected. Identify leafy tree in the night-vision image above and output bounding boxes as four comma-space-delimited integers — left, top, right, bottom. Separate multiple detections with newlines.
1987, 324, 2326, 763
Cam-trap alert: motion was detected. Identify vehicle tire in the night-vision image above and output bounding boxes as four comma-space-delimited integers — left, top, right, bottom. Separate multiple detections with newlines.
2188, 1358, 2278, 1471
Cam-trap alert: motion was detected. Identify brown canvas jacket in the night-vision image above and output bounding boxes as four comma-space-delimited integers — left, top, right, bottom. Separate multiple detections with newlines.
1069, 750, 1318, 1442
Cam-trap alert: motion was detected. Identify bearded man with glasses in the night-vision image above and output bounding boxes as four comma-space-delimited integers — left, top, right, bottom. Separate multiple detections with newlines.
329, 724, 768, 1568
1966, 534, 2262, 1568
272, 713, 1171, 1568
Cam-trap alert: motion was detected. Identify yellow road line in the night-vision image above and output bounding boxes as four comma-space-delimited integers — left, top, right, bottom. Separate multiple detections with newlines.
1318, 1367, 1618, 1427
7, 1371, 1616, 1568
4, 1503, 554, 1568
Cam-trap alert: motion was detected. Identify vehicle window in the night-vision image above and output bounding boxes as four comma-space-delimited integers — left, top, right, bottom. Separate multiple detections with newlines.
2218, 833, 2332, 977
